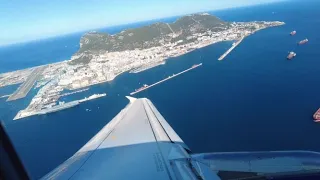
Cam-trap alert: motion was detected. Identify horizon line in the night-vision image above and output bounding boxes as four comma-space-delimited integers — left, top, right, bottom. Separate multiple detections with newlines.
0, 0, 287, 48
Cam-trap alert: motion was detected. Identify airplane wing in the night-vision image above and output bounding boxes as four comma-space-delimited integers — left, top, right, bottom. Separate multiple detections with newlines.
41, 97, 195, 180
191, 151, 320, 179
41, 97, 320, 180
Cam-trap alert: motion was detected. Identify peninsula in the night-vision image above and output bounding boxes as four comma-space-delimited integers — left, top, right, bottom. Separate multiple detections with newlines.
0, 13, 285, 120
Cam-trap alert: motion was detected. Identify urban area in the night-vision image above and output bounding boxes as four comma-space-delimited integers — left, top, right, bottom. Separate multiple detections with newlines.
0, 15, 286, 120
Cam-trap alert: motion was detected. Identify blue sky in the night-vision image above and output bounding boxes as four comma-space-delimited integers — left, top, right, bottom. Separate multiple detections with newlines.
0, 0, 281, 46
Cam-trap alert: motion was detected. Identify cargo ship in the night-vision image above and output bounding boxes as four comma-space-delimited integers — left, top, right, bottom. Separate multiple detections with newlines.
287, 52, 296, 60
290, 30, 296, 36
134, 84, 148, 93
79, 93, 107, 103
313, 108, 320, 122
38, 101, 79, 115
298, 38, 308, 45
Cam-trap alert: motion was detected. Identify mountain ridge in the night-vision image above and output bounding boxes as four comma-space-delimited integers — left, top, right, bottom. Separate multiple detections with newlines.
69, 13, 230, 64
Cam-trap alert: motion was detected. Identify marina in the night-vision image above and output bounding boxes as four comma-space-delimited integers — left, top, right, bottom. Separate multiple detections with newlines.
130, 63, 202, 95
13, 93, 106, 120
218, 37, 244, 61
7, 66, 46, 102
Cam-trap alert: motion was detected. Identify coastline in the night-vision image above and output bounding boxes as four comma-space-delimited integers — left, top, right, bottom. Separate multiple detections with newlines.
3, 2, 320, 179
129, 61, 166, 74
0, 21, 285, 91
13, 93, 106, 120
0, 19, 285, 121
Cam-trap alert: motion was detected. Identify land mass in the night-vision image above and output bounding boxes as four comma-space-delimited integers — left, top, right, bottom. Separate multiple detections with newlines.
69, 13, 230, 65
0, 13, 285, 120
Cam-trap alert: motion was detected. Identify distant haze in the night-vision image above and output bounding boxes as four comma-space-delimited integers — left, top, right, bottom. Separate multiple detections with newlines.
0, 0, 282, 46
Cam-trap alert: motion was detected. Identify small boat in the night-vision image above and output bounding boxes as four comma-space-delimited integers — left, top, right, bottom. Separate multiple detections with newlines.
298, 38, 308, 45
290, 31, 296, 36
287, 52, 296, 60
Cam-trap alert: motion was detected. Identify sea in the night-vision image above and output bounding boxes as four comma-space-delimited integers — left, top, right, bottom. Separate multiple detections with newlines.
0, 0, 320, 179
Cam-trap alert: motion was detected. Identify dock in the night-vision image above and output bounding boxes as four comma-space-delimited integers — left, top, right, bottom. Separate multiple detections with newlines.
7, 66, 46, 102
218, 37, 245, 61
13, 93, 106, 120
13, 100, 79, 120
130, 63, 202, 95
60, 88, 89, 97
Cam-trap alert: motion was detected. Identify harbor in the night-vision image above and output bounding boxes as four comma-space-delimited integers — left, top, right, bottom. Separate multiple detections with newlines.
7, 66, 46, 101
218, 37, 244, 61
130, 63, 202, 95
13, 93, 106, 120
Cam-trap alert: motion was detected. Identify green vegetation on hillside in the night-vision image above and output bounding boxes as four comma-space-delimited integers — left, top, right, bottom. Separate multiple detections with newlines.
69, 13, 229, 65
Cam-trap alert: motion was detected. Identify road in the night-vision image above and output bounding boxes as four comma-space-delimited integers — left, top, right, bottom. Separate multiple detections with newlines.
166, 23, 175, 34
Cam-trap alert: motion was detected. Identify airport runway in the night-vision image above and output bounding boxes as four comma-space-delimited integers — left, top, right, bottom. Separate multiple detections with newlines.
7, 66, 46, 101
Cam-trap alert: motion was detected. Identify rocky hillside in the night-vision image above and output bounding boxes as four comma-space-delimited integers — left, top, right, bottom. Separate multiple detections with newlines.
69, 13, 230, 65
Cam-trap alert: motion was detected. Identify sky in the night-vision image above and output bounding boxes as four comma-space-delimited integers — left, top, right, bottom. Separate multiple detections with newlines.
0, 0, 282, 46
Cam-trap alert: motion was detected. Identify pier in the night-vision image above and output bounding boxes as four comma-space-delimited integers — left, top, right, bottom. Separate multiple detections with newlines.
13, 93, 106, 120
7, 66, 46, 101
218, 37, 244, 61
130, 63, 202, 95
60, 88, 89, 97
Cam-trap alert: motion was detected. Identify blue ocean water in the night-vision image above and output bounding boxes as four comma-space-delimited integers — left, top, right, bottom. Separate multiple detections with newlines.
0, 16, 178, 74
1, 0, 320, 179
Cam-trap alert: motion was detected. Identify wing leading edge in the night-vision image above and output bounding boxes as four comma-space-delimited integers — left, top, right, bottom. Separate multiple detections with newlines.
42, 97, 320, 180
41, 97, 191, 180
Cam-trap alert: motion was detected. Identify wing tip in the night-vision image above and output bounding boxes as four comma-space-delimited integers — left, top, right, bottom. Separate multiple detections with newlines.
125, 96, 137, 103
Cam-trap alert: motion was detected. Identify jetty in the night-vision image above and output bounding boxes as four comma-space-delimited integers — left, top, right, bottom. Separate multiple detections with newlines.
130, 63, 202, 95
60, 88, 89, 97
13, 93, 106, 120
218, 37, 244, 61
